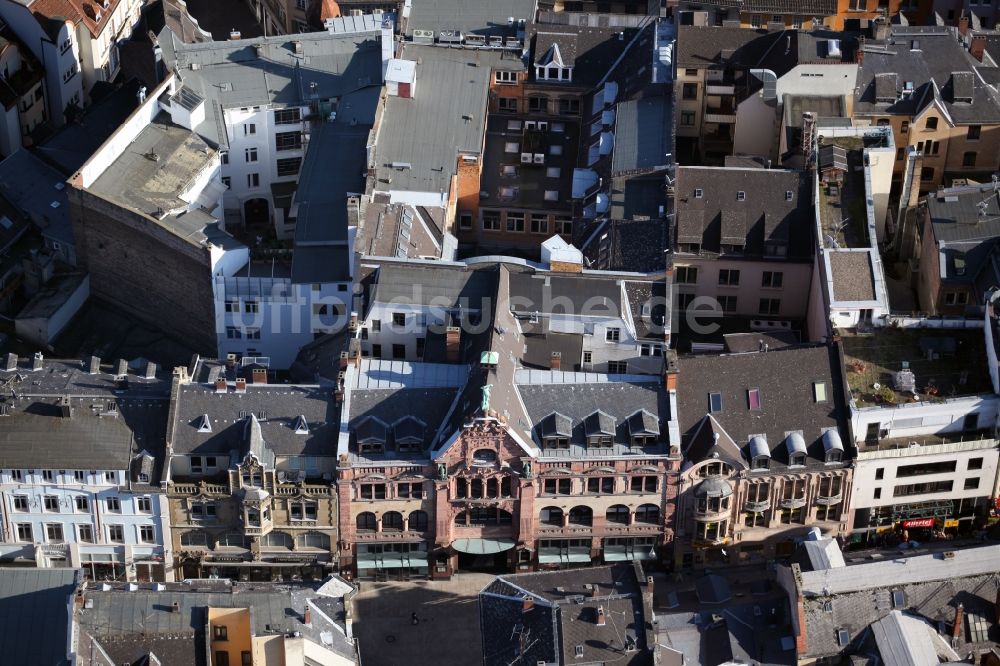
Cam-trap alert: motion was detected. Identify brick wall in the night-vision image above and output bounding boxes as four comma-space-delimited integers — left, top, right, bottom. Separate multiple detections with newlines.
68, 186, 218, 352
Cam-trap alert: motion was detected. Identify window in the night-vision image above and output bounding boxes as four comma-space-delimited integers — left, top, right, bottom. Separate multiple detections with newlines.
498, 97, 518, 112
75, 496, 89, 512
608, 361, 627, 373
360, 483, 387, 500
896, 460, 957, 477
276, 157, 302, 176
606, 505, 629, 524
16, 524, 32, 542
74, 470, 86, 483
397, 482, 423, 499
222, 176, 231, 189
682, 83, 698, 100
62, 64, 77, 83
540, 506, 563, 526
718, 269, 740, 286
896, 148, 904, 161
46, 524, 64, 543
108, 525, 124, 542
224, 299, 239, 313
226, 327, 242, 339
136, 497, 152, 513
245, 328, 261, 340
920, 167, 934, 182
963, 152, 977, 167
968, 125, 981, 140
391, 312, 406, 328
191, 503, 216, 521
244, 123, 256, 135
220, 150, 229, 165
681, 111, 695, 126
244, 147, 258, 163
544, 190, 559, 202
139, 525, 155, 543
736, 191, 747, 201
42, 470, 54, 482
44, 496, 59, 512
528, 95, 547, 112
13, 496, 27, 511
605, 327, 621, 342
274, 108, 301, 124
506, 212, 525, 232
371, 319, 381, 332
549, 144, 563, 156
106, 497, 121, 512
241, 652, 252, 666
482, 210, 501, 230
530, 214, 549, 234
709, 392, 723, 413
556, 216, 572, 235
968, 457, 984, 470
459, 212, 473, 230
583, 351, 593, 364
813, 381, 827, 403
925, 117, 938, 131
893, 480, 953, 497
588, 477, 615, 494
676, 266, 698, 284
214, 625, 229, 641
759, 298, 780, 316
635, 504, 659, 524
747, 388, 762, 410
874, 487, 882, 499
875, 467, 885, 480
630, 476, 658, 493
761, 271, 783, 288
717, 295, 736, 313
543, 478, 572, 495
494, 70, 517, 84
964, 477, 980, 490
558, 98, 579, 115
247, 173, 260, 188
371, 344, 382, 358
275, 131, 302, 151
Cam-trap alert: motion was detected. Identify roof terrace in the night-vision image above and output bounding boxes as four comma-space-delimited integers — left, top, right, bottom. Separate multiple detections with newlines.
818, 136, 869, 250
840, 327, 991, 407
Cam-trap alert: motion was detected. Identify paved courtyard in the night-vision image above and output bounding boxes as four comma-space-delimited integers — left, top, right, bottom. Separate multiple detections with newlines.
352, 574, 493, 666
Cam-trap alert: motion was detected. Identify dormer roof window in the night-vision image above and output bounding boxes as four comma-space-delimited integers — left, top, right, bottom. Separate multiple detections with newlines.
785, 432, 807, 467
540, 411, 571, 449
393, 416, 425, 452
355, 416, 388, 454
627, 409, 658, 446
749, 435, 770, 470
197, 414, 211, 433
823, 429, 844, 463
293, 415, 309, 435
584, 410, 615, 447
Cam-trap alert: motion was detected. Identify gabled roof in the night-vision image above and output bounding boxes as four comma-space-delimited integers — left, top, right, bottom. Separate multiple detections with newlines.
583, 410, 615, 437
540, 411, 572, 438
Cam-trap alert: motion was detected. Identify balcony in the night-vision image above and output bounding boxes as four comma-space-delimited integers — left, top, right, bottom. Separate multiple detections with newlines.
744, 499, 771, 513
815, 492, 842, 506
693, 535, 729, 547
169, 482, 229, 496
704, 111, 736, 124
274, 484, 331, 497
780, 497, 807, 510
705, 84, 735, 96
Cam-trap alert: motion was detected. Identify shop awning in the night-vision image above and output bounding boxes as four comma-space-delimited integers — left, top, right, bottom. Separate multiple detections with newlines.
566, 552, 592, 563
603, 551, 629, 562
452, 538, 515, 555
538, 552, 562, 564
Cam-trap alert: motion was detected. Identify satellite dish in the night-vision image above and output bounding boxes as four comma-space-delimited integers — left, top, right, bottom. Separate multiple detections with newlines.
873, 382, 881, 390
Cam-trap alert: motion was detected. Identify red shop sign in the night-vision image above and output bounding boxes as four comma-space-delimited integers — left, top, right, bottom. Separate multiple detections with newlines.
902, 517, 935, 528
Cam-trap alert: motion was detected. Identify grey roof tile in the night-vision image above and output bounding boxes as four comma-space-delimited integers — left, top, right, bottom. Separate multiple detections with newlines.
0, 569, 78, 666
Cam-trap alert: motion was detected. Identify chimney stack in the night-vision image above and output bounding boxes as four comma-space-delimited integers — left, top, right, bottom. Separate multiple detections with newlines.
3, 353, 16, 372
171, 601, 180, 613
235, 378, 247, 393
349, 311, 359, 331
251, 368, 267, 384
550, 351, 561, 371
225, 353, 237, 369
88, 355, 101, 374
952, 603, 964, 639
958, 14, 969, 35
31, 352, 44, 371
971, 35, 987, 62
215, 378, 228, 394
303, 605, 312, 626
523, 597, 535, 612
446, 326, 461, 363
145, 362, 157, 379
115, 358, 129, 378
596, 606, 606, 626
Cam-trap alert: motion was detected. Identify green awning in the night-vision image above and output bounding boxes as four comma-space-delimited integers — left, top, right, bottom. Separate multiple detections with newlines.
453, 538, 515, 555
380, 555, 409, 569
603, 551, 629, 562
566, 552, 592, 563
633, 550, 657, 561
356, 556, 379, 570
538, 552, 562, 564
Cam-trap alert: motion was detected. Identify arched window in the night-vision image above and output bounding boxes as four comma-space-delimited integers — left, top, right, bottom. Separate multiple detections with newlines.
635, 504, 660, 525
181, 530, 207, 547
261, 531, 293, 549
297, 531, 330, 549
383, 511, 404, 531
356, 512, 377, 532
455, 511, 468, 526
568, 506, 593, 527
540, 506, 563, 526
408, 510, 429, 532
472, 449, 497, 465
497, 509, 513, 525
606, 505, 629, 525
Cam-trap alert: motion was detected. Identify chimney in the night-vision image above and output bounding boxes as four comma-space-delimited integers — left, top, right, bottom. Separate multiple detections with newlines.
550, 351, 561, 371
446, 326, 461, 363
958, 14, 969, 35
235, 378, 247, 394
31, 352, 44, 371
215, 378, 228, 394
303, 605, 312, 626
88, 355, 101, 374
952, 603, 964, 639
115, 358, 129, 378
59, 396, 73, 418
971, 35, 987, 62
523, 597, 535, 612
251, 368, 267, 384
340, 351, 350, 371
3, 353, 16, 372
349, 311, 359, 331
334, 387, 345, 403
596, 606, 606, 626
229, 29, 241, 40
144, 362, 157, 379
590, 586, 600, 598
171, 601, 180, 613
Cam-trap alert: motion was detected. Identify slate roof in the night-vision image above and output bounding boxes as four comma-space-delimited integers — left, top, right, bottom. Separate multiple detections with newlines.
79, 579, 356, 666
516, 371, 672, 456
676, 26, 782, 67
854, 28, 1000, 124
371, 262, 498, 309
508, 270, 626, 315
624, 279, 669, 341
373, 44, 519, 196
674, 167, 813, 260
480, 564, 653, 666
0, 569, 77, 666
158, 27, 383, 146
613, 95, 673, 174
0, 148, 71, 246
583, 218, 670, 273
403, 0, 536, 36
169, 382, 339, 459
0, 358, 169, 473
528, 22, 645, 88
676, 345, 849, 467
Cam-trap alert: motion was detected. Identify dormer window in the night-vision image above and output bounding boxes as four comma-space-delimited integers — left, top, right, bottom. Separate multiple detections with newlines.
197, 414, 211, 433
709, 392, 723, 413
293, 415, 309, 435
394, 416, 425, 453
584, 410, 616, 448
540, 412, 572, 449
736, 191, 746, 201
749, 435, 770, 471
823, 429, 844, 464
355, 417, 388, 455
627, 409, 658, 447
